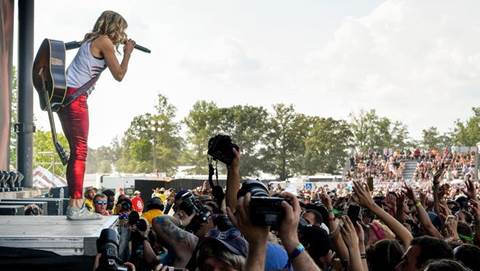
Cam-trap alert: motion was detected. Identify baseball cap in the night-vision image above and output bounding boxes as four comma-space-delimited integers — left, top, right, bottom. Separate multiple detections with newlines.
201, 228, 248, 257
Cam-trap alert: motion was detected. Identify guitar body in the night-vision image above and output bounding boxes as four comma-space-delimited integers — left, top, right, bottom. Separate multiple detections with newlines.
32, 39, 67, 112
32, 38, 69, 165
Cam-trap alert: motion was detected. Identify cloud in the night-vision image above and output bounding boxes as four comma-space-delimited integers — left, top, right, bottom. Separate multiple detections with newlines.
180, 37, 261, 83
301, 0, 480, 137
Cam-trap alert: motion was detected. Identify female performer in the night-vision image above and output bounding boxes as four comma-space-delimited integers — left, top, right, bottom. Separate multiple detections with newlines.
60, 10, 135, 220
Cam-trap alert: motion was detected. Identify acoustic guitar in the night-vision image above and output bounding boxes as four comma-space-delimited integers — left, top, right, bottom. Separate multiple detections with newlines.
32, 39, 69, 165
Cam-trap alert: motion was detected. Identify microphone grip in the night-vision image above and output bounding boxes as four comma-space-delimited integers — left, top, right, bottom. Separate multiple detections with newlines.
134, 44, 151, 53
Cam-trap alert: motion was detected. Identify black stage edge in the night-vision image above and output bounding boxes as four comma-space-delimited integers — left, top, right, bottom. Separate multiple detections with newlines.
0, 246, 95, 271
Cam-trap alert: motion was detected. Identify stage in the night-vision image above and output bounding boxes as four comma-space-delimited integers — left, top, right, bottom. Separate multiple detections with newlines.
0, 215, 117, 256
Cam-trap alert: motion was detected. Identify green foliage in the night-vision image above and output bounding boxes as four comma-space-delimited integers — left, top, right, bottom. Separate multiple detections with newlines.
33, 130, 68, 176
303, 117, 353, 174
86, 145, 116, 173
421, 126, 452, 150
216, 105, 269, 176
452, 107, 480, 147
183, 101, 222, 174
260, 104, 309, 180
9, 66, 17, 168
349, 109, 410, 152
115, 94, 183, 175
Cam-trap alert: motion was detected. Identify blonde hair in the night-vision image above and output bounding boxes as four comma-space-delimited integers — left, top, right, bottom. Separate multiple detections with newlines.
83, 10, 128, 49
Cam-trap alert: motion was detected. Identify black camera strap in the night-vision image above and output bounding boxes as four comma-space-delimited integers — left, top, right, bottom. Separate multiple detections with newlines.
208, 158, 216, 189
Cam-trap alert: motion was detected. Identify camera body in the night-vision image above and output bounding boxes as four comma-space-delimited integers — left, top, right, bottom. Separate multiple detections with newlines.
208, 134, 239, 165
96, 228, 128, 271
178, 191, 211, 224
238, 180, 287, 229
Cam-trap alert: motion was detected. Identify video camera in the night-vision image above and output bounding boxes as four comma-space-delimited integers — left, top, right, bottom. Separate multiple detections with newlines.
238, 180, 287, 230
96, 228, 128, 271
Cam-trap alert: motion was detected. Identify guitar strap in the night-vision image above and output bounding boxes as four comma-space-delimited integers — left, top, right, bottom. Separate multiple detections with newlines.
62, 71, 103, 107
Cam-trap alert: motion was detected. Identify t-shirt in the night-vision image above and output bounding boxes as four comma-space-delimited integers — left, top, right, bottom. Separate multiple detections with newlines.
142, 209, 164, 225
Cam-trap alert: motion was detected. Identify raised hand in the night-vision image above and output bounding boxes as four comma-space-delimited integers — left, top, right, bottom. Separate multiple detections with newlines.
470, 199, 480, 219
226, 193, 269, 245
433, 164, 445, 185
278, 191, 302, 252
340, 216, 359, 248
403, 183, 417, 202
444, 215, 459, 240
319, 191, 333, 210
464, 175, 476, 200
352, 181, 375, 209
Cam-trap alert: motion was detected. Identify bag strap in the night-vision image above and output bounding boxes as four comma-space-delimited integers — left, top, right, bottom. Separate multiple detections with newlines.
63, 73, 101, 107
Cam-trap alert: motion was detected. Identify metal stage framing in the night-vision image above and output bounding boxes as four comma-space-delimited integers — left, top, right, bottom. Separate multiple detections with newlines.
0, 215, 117, 256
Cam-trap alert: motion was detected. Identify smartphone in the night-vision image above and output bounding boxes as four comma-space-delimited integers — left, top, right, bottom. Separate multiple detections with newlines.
347, 204, 361, 224
367, 176, 374, 192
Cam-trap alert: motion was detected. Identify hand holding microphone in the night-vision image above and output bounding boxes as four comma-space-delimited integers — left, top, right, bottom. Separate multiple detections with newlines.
124, 39, 136, 55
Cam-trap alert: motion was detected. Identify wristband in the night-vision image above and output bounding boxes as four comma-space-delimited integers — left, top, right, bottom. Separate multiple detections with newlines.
415, 201, 422, 208
360, 253, 367, 259
288, 243, 305, 261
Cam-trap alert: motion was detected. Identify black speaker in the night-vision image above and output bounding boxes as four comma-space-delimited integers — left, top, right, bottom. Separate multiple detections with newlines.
50, 186, 70, 198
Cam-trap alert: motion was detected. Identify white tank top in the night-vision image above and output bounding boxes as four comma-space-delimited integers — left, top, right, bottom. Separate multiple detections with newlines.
66, 41, 106, 88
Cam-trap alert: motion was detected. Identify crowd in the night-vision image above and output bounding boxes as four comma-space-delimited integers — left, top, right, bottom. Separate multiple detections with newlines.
348, 148, 477, 182
86, 144, 480, 271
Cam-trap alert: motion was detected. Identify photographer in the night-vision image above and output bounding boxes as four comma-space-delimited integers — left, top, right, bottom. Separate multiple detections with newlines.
227, 190, 320, 271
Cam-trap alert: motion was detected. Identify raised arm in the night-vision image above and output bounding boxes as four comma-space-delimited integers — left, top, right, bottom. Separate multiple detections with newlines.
404, 184, 442, 239
226, 148, 241, 212
152, 215, 198, 267
279, 192, 321, 271
320, 191, 349, 263
93, 35, 134, 81
353, 181, 413, 248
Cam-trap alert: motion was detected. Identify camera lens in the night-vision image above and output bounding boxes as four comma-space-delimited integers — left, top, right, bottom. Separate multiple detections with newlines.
238, 180, 269, 198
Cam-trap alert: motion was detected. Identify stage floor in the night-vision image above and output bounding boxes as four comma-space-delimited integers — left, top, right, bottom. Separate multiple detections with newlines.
0, 215, 117, 256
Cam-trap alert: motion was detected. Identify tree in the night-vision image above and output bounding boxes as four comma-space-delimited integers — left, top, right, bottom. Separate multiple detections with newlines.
260, 104, 309, 180
390, 121, 411, 150
33, 130, 68, 176
303, 117, 353, 174
452, 107, 480, 147
216, 105, 268, 176
116, 94, 183, 175
86, 145, 116, 173
9, 66, 17, 168
349, 109, 410, 152
183, 101, 222, 174
421, 127, 451, 150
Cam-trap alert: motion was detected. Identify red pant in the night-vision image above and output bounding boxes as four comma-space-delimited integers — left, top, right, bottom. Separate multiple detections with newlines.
57, 87, 88, 199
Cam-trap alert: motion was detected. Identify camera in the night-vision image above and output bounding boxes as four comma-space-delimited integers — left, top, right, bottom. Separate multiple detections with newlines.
178, 191, 211, 222
128, 211, 148, 232
238, 180, 286, 229
208, 134, 239, 165
96, 228, 128, 271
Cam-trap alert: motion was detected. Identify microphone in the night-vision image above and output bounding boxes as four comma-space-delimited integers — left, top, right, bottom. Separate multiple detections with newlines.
64, 41, 151, 53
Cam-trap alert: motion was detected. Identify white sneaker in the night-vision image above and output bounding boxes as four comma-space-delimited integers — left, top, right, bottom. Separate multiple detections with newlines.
66, 206, 102, 220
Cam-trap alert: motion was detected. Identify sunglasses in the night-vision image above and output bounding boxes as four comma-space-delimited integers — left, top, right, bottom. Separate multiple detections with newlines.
94, 200, 107, 205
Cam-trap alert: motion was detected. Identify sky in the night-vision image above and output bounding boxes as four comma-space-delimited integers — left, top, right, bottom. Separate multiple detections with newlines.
20, 0, 480, 148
